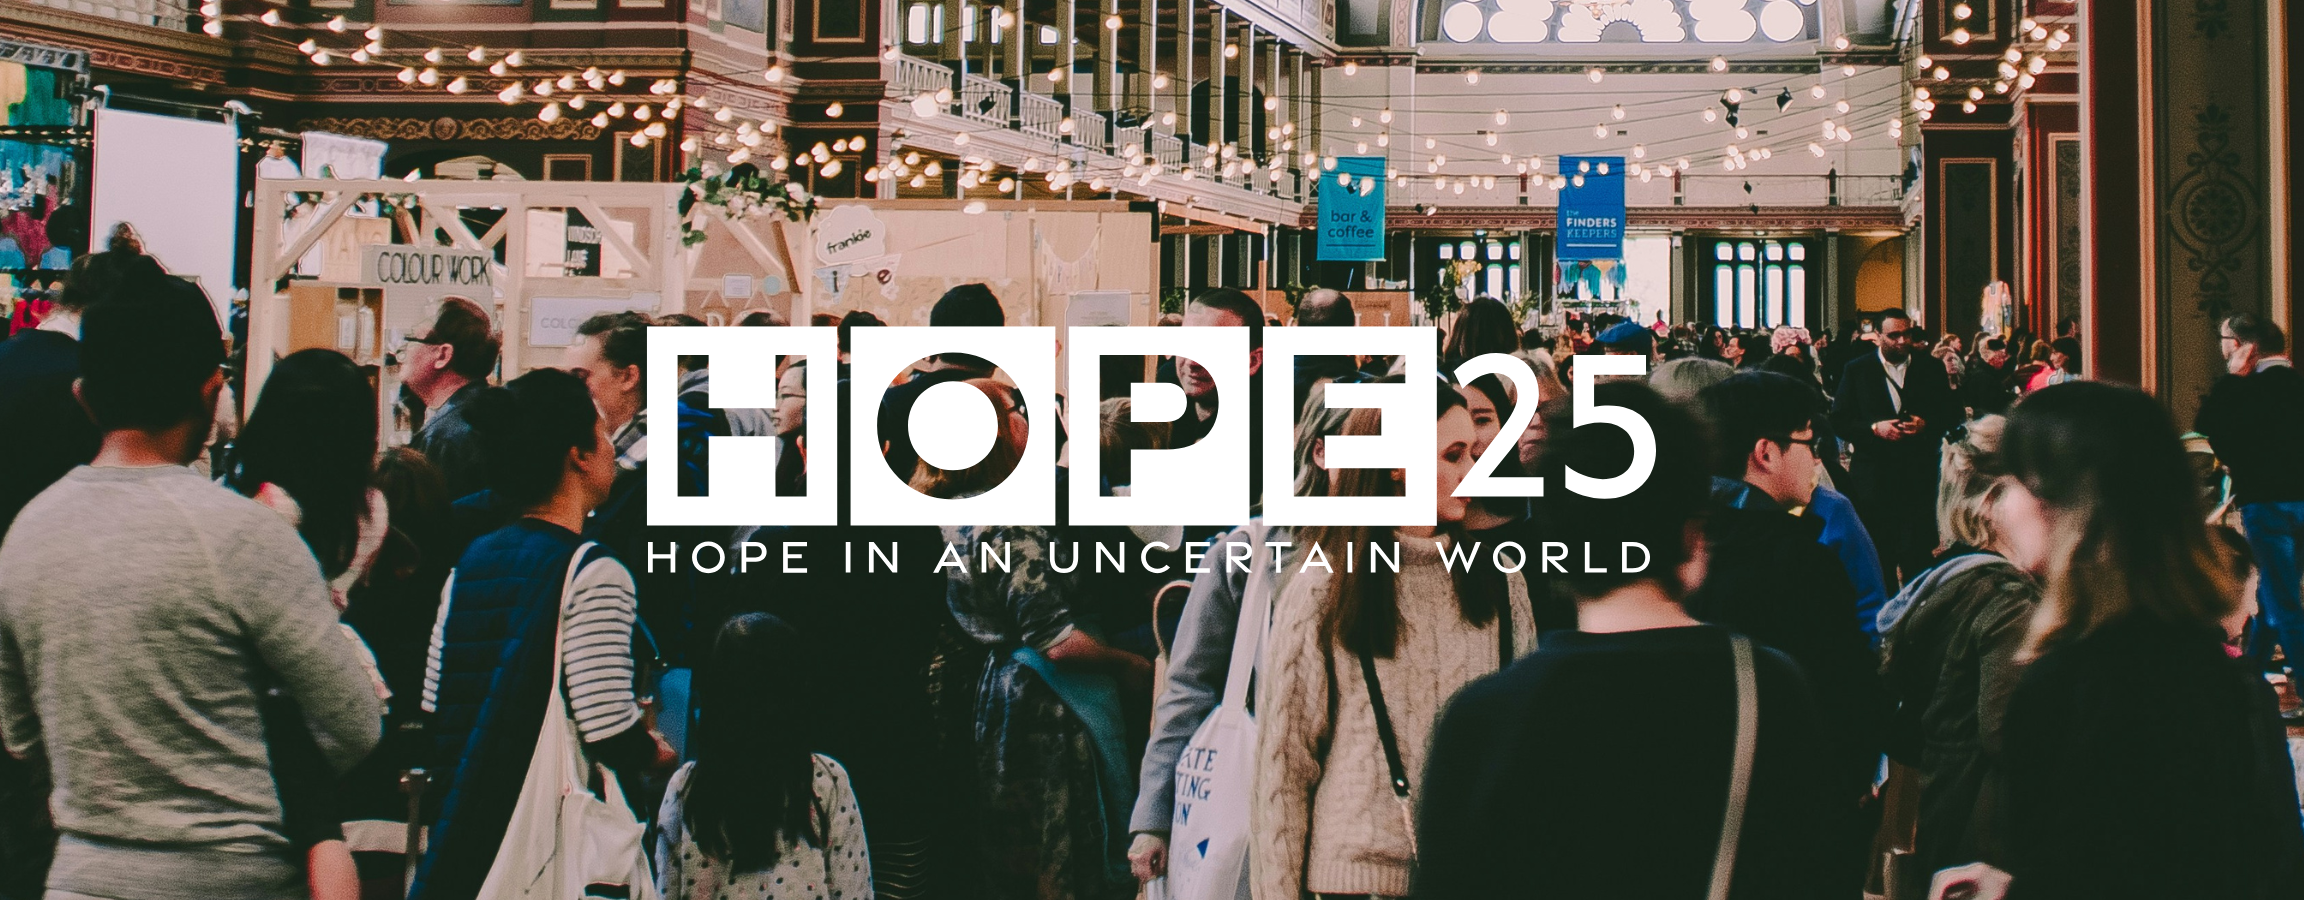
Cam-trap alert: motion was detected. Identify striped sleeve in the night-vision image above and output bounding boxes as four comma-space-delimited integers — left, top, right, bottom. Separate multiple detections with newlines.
562, 556, 644, 743
420, 572, 456, 714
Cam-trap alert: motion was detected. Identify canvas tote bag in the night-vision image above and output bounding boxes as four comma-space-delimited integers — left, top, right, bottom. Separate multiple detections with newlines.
1162, 524, 1274, 900
476, 543, 660, 900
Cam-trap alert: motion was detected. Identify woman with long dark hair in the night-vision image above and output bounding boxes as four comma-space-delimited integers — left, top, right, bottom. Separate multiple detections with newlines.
1251, 379, 1535, 900
656, 613, 870, 899
229, 348, 388, 601
1927, 382, 2304, 900
227, 347, 386, 900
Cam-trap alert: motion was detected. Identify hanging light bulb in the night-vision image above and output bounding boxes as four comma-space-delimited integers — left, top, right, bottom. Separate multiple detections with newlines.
1059, 116, 1075, 134
1350, 116, 1362, 128
539, 103, 563, 122
259, 8, 280, 25
1951, 28, 1971, 45
681, 137, 699, 153
1377, 132, 1389, 147
1710, 56, 1728, 72
826, 101, 845, 117
1343, 61, 1358, 76
203, 19, 224, 36
1726, 88, 1744, 104
1587, 66, 1605, 83
1483, 132, 1497, 146
1223, 43, 1238, 59
766, 64, 787, 82
1264, 97, 1279, 111
1465, 68, 1480, 84
1611, 104, 1625, 120
728, 147, 752, 163
1378, 107, 1393, 124
1593, 123, 1608, 139
1952, 2, 1972, 19
505, 51, 524, 66
714, 107, 733, 122
446, 76, 470, 94
1735, 126, 1748, 140
607, 101, 627, 117
1933, 66, 1950, 81
1528, 156, 1542, 172
467, 46, 488, 62
310, 50, 332, 65
297, 39, 318, 54
419, 68, 440, 86
1153, 73, 1170, 89
1356, 141, 1369, 153
608, 70, 627, 85
1424, 136, 1437, 150
590, 112, 610, 127
1703, 109, 1718, 123
397, 68, 419, 84
999, 177, 1015, 191
1495, 109, 1509, 125
630, 132, 649, 147
1962, 100, 1978, 113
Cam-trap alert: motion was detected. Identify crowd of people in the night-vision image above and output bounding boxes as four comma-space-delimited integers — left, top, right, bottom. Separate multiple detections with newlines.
0, 241, 2300, 900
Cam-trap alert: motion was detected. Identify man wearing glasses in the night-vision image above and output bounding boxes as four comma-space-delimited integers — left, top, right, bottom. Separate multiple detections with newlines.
1830, 308, 1960, 585
1694, 370, 1885, 894
401, 297, 501, 501
2195, 314, 2304, 720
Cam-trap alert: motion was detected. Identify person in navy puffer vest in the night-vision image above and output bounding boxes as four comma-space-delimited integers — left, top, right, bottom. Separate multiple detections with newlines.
411, 368, 674, 900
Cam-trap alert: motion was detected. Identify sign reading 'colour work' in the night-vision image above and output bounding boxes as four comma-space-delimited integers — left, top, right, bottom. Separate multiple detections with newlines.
1316, 156, 1388, 261
1555, 156, 1626, 262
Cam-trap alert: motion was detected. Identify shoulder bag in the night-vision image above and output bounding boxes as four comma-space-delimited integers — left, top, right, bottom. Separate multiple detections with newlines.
475, 543, 660, 900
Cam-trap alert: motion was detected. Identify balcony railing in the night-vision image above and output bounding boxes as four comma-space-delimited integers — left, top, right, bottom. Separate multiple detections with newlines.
889, 54, 952, 103
958, 74, 1011, 128
1018, 92, 1063, 143
27, 0, 188, 29
1383, 172, 1908, 209
1068, 109, 1108, 153
1149, 133, 1184, 169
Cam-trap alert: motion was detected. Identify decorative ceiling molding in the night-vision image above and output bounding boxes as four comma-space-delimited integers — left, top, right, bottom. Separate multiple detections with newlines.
295, 115, 605, 143
85, 46, 225, 84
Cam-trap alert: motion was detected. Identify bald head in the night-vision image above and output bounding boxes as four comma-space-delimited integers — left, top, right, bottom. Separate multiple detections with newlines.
1295, 289, 1355, 327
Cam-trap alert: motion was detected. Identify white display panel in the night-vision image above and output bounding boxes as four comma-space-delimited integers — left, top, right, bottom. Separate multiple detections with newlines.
92, 107, 241, 320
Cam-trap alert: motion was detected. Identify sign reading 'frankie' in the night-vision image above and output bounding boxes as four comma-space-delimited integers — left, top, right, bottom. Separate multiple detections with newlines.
645, 326, 1656, 527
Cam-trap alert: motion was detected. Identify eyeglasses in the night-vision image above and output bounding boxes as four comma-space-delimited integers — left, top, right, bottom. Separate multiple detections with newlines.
1878, 330, 1910, 341
1775, 435, 1819, 451
405, 333, 450, 346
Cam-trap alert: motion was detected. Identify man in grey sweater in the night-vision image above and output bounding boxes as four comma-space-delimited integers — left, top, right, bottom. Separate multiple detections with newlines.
0, 284, 383, 900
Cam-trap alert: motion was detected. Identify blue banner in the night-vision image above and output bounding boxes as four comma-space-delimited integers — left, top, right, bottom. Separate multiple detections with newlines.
1316, 156, 1388, 261
1556, 156, 1625, 261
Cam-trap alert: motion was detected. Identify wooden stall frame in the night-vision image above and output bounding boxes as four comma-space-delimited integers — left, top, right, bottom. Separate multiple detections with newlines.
248, 178, 689, 411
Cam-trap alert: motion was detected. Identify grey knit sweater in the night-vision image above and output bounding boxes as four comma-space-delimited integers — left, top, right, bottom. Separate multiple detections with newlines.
0, 465, 384, 900
1251, 533, 1533, 900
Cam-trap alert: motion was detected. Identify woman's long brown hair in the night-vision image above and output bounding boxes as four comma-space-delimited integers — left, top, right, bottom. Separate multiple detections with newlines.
1297, 382, 1495, 658
2001, 382, 2240, 659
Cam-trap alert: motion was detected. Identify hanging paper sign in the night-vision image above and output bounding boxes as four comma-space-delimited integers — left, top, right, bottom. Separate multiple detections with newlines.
1556, 156, 1626, 261
1316, 156, 1387, 261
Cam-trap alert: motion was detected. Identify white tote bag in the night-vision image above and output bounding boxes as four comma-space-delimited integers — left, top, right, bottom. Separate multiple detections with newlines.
476, 544, 660, 900
1163, 525, 1273, 900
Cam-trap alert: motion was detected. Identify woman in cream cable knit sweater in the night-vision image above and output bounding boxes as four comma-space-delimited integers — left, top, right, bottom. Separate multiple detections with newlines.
1251, 380, 1536, 900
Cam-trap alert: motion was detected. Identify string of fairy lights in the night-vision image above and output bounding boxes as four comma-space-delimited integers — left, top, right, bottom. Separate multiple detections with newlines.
176, 0, 2069, 211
